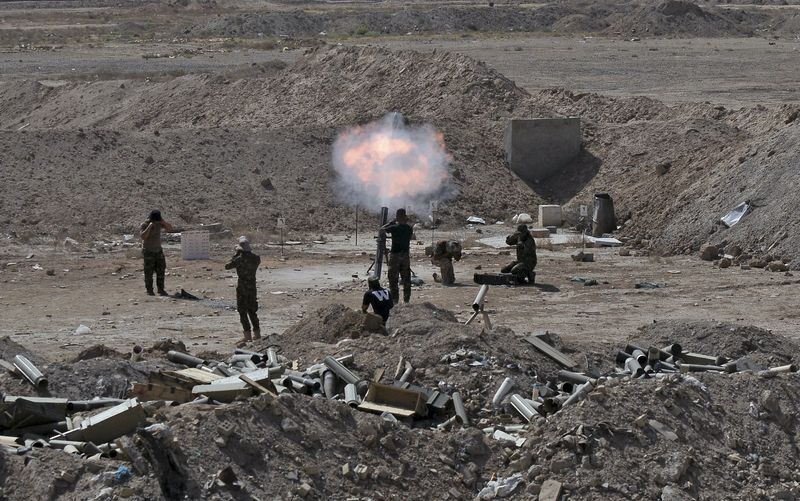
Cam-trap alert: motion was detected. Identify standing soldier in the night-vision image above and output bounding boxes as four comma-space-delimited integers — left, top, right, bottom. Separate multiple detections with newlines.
140, 210, 173, 296
225, 236, 261, 346
501, 224, 537, 283
380, 208, 413, 304
431, 239, 462, 285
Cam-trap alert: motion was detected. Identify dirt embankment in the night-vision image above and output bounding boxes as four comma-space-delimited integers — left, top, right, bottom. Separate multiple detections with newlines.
1, 44, 799, 262
182, 0, 800, 39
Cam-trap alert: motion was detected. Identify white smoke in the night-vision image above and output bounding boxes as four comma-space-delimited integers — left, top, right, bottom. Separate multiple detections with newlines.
331, 113, 455, 212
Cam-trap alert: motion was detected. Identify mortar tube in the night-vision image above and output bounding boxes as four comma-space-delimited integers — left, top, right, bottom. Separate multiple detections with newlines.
472, 284, 489, 312
63, 444, 80, 455
286, 374, 321, 391
323, 370, 337, 399
66, 399, 127, 412
624, 357, 644, 377
6, 421, 68, 436
681, 352, 726, 366
13, 355, 48, 390
562, 381, 594, 407
267, 348, 279, 367
187, 396, 211, 405
525, 398, 550, 416
49, 440, 89, 452
722, 361, 739, 374
131, 345, 143, 362
677, 363, 726, 373
288, 380, 310, 395
166, 350, 205, 367
631, 349, 648, 367
344, 384, 360, 407
647, 346, 661, 365
230, 354, 261, 365
509, 394, 538, 423
452, 392, 469, 426
557, 370, 594, 385
397, 363, 414, 385
763, 364, 798, 374
492, 378, 515, 407
663, 344, 682, 358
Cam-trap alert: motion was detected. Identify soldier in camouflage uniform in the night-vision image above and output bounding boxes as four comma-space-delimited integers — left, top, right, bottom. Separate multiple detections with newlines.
431, 239, 462, 286
380, 208, 413, 304
225, 236, 261, 345
501, 224, 537, 283
140, 210, 173, 296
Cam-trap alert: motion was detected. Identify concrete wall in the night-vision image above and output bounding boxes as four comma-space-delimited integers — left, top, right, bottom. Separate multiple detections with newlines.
504, 118, 581, 185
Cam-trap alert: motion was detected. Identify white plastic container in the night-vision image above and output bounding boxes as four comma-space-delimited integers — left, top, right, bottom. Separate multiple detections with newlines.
181, 231, 210, 260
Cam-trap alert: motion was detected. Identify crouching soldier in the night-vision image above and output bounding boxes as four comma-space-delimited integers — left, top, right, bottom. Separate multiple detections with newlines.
362, 276, 393, 324
431, 239, 462, 285
501, 224, 537, 284
225, 236, 261, 346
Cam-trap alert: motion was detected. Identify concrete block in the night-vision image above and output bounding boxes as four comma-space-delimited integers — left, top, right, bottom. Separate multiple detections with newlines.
530, 228, 550, 238
505, 118, 581, 185
538, 205, 562, 227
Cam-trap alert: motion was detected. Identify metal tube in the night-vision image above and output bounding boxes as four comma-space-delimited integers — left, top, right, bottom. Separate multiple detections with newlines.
66, 399, 127, 412
336, 354, 354, 366
654, 361, 677, 372
131, 345, 143, 362
509, 394, 538, 423
677, 362, 726, 373
631, 349, 647, 366
167, 351, 205, 367
344, 384, 360, 407
625, 357, 644, 377
615, 351, 632, 365
663, 344, 682, 357
557, 382, 574, 394
375, 206, 389, 278
437, 416, 457, 431
452, 392, 469, 426
557, 370, 593, 385
324, 355, 368, 396
624, 343, 646, 355
13, 355, 48, 390
323, 370, 337, 399
230, 354, 261, 364
492, 378, 515, 407
286, 374, 321, 391
562, 381, 593, 407
472, 284, 489, 312
681, 352, 726, 366
398, 363, 414, 385
288, 380, 310, 395
234, 348, 265, 357
267, 348, 279, 367
762, 364, 798, 374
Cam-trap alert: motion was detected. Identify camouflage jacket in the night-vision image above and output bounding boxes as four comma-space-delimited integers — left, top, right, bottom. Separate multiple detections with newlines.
225, 251, 260, 294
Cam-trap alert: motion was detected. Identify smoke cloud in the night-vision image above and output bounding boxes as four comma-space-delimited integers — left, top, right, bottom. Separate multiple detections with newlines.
331, 113, 454, 212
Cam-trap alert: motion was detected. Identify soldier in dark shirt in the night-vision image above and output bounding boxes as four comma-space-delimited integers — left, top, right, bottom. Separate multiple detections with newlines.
140, 209, 173, 296
380, 208, 413, 304
225, 236, 261, 346
501, 224, 537, 283
361, 276, 393, 324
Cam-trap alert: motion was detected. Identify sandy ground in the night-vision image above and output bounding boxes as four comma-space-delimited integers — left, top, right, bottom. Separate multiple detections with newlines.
3, 227, 799, 362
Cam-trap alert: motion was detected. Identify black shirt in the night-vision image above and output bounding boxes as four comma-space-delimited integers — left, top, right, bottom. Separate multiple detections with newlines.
386, 223, 413, 253
362, 288, 394, 322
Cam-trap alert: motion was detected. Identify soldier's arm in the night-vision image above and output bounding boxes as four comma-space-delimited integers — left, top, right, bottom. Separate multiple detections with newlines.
224, 254, 240, 270
140, 222, 153, 240
160, 220, 174, 232
505, 233, 519, 246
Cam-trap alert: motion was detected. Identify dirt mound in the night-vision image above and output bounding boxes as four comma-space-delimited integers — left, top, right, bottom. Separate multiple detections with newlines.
71, 344, 126, 362
281, 303, 386, 344
0, 45, 546, 238
628, 319, 798, 368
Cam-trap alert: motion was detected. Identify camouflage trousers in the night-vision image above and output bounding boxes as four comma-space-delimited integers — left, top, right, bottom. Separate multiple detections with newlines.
434, 257, 455, 285
388, 251, 411, 304
237, 287, 260, 333
142, 249, 166, 293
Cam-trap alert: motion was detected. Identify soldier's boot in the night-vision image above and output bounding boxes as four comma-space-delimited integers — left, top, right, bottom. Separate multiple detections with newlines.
252, 329, 261, 340
146, 289, 155, 296
158, 289, 169, 296
236, 330, 253, 348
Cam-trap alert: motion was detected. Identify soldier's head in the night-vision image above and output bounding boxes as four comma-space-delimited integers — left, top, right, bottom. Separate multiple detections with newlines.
517, 224, 529, 234
368, 275, 381, 290
395, 208, 408, 224
236, 236, 252, 253
149, 210, 162, 222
